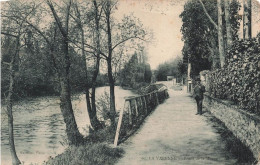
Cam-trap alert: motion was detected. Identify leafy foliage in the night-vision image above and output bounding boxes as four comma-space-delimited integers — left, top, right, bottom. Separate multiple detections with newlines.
180, 0, 216, 76
180, 0, 241, 76
208, 36, 260, 114
119, 52, 151, 88
155, 56, 183, 81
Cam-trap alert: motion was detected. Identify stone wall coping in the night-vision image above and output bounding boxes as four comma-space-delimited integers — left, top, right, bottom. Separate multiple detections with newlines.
204, 92, 260, 123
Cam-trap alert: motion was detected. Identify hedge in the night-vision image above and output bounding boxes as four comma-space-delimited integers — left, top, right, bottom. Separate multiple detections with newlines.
208, 36, 260, 115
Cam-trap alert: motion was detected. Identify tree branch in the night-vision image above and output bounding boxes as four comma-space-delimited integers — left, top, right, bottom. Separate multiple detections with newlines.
2, 62, 11, 66
112, 36, 146, 51
1, 32, 18, 38
24, 20, 51, 46
46, 0, 68, 38
199, 0, 218, 29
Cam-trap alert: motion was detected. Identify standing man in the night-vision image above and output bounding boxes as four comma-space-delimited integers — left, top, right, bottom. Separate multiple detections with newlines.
193, 78, 205, 115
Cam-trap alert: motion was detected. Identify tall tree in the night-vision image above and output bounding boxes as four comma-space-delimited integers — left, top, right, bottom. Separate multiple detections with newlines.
104, 0, 116, 127
199, 0, 225, 67
224, 0, 233, 48
103, 0, 147, 127
71, 0, 103, 130
217, 0, 226, 67
89, 0, 104, 130
1, 2, 39, 163
243, 0, 252, 39
180, 0, 215, 75
1, 33, 21, 165
46, 0, 83, 145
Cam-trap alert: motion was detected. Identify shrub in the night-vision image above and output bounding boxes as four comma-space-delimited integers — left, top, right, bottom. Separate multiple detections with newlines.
208, 37, 260, 114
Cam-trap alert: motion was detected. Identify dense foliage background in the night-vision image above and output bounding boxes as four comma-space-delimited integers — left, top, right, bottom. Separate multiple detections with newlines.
119, 52, 152, 89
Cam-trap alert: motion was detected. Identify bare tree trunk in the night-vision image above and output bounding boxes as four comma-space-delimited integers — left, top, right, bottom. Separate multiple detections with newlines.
199, 0, 225, 68
90, 58, 103, 130
105, 0, 117, 128
79, 28, 94, 129
217, 0, 226, 67
243, 0, 252, 39
74, 2, 100, 131
224, 0, 233, 48
89, 0, 103, 130
107, 58, 116, 127
59, 69, 83, 145
208, 35, 220, 69
47, 0, 83, 145
6, 36, 21, 165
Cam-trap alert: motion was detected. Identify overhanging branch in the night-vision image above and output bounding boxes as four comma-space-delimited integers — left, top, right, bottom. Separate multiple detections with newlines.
112, 36, 146, 51
1, 32, 18, 38
199, 0, 218, 29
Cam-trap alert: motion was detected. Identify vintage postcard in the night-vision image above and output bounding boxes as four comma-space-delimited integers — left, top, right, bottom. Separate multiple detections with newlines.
1, 0, 260, 164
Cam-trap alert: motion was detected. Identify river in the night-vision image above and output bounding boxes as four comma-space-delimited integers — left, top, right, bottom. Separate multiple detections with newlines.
1, 86, 137, 165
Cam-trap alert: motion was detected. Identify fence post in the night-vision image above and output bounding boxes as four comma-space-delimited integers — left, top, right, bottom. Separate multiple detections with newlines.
128, 100, 132, 126
156, 92, 159, 105
114, 102, 126, 147
139, 97, 143, 115
149, 93, 152, 110
142, 96, 147, 115
135, 98, 139, 117
144, 95, 148, 114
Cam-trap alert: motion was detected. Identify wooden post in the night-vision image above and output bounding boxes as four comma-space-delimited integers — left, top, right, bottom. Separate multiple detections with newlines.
128, 100, 132, 126
114, 102, 126, 147
149, 93, 152, 110
142, 96, 147, 115
156, 92, 159, 105
144, 95, 148, 114
135, 98, 139, 117
139, 97, 143, 115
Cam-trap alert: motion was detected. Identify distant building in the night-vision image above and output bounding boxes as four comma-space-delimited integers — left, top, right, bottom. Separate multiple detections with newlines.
167, 76, 174, 81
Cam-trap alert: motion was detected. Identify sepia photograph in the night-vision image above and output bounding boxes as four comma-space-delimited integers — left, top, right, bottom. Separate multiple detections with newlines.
1, 0, 260, 164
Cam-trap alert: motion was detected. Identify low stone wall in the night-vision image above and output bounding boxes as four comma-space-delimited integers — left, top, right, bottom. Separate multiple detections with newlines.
203, 93, 260, 160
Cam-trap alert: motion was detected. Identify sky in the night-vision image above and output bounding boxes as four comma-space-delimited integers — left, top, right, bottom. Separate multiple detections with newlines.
115, 0, 260, 70
1, 0, 259, 70
115, 0, 186, 70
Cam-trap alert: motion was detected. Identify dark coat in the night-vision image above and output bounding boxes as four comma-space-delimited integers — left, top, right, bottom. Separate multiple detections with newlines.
193, 84, 206, 100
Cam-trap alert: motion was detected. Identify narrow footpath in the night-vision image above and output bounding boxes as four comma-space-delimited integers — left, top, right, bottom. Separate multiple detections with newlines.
116, 88, 238, 165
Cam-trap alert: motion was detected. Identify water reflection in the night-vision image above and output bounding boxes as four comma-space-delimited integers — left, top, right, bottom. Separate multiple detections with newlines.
1, 86, 136, 165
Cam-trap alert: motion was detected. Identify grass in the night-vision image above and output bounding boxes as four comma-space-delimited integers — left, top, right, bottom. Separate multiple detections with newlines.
43, 126, 124, 165
204, 111, 257, 165
44, 143, 124, 165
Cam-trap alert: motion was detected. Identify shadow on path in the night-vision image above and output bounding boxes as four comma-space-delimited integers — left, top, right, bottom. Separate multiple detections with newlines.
116, 89, 238, 165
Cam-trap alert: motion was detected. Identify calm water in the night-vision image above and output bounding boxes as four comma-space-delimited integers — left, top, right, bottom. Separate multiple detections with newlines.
1, 86, 137, 165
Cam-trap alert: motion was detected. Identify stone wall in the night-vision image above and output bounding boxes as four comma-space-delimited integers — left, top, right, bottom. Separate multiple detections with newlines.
203, 93, 260, 160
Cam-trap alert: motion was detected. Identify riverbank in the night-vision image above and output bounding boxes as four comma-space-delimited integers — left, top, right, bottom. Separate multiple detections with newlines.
44, 126, 124, 165
43, 83, 169, 165
1, 86, 138, 165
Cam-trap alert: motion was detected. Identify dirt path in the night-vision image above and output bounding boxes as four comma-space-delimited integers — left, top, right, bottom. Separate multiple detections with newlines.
116, 88, 238, 165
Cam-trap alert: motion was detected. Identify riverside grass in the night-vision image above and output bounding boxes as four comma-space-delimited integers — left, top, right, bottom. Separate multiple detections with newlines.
44, 126, 124, 165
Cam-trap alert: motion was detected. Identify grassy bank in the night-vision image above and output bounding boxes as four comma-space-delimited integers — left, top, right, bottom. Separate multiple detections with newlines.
44, 143, 123, 165
44, 126, 124, 165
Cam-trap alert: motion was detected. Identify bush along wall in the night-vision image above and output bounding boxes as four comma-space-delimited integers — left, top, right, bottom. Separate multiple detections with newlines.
208, 37, 260, 115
